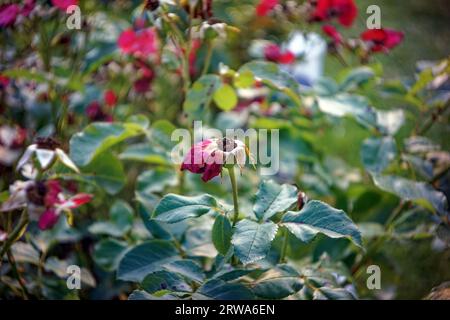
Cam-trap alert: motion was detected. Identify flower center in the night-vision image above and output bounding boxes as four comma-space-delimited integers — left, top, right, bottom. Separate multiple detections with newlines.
218, 137, 237, 152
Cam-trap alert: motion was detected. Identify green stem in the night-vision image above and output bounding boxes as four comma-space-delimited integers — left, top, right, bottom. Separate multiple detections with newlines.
7, 250, 29, 299
228, 167, 240, 227
279, 228, 289, 263
0, 210, 29, 266
201, 42, 214, 76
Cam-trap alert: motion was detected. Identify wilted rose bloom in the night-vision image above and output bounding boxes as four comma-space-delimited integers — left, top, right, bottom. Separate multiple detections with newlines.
310, 0, 357, 27
0, 4, 20, 27
322, 24, 343, 45
264, 44, 295, 64
1, 179, 92, 230
104, 90, 118, 108
17, 137, 79, 178
118, 27, 158, 58
256, 0, 278, 17
181, 138, 248, 182
361, 28, 404, 53
51, 0, 78, 11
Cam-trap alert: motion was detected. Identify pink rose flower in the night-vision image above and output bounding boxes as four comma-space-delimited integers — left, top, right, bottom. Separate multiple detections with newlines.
118, 27, 159, 58
0, 4, 20, 27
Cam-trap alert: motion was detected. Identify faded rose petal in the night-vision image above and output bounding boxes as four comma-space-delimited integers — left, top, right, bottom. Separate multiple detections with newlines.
64, 193, 93, 209
38, 209, 60, 230
44, 180, 63, 207
201, 162, 223, 182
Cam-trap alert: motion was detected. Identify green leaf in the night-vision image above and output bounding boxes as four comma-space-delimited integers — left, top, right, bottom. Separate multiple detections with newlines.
82, 152, 126, 195
252, 265, 303, 299
90, 200, 134, 237
69, 122, 144, 166
282, 200, 363, 248
142, 271, 192, 294
153, 194, 219, 224
372, 174, 448, 215
253, 180, 298, 221
137, 168, 178, 194
239, 61, 298, 92
234, 70, 255, 88
231, 219, 278, 265
117, 240, 180, 282
213, 84, 238, 111
212, 215, 232, 255
162, 259, 205, 283
183, 75, 221, 120
93, 239, 128, 272
361, 136, 397, 173
119, 143, 168, 165
316, 94, 377, 129
339, 66, 375, 91
193, 279, 255, 300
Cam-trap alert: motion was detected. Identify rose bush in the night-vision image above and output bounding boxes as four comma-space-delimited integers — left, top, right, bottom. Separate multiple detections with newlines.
0, 0, 449, 300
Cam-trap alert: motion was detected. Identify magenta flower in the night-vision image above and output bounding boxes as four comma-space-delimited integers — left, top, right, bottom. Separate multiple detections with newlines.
181, 138, 248, 182
118, 28, 159, 58
51, 0, 78, 11
0, 4, 20, 27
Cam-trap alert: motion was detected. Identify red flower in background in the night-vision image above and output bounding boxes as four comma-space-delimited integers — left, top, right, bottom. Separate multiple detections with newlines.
0, 75, 10, 89
311, 0, 357, 27
256, 0, 279, 17
133, 60, 154, 94
361, 28, 404, 53
21, 0, 35, 17
118, 27, 158, 58
0, 4, 20, 27
264, 44, 295, 64
51, 0, 78, 11
86, 101, 113, 122
104, 90, 118, 107
322, 24, 343, 45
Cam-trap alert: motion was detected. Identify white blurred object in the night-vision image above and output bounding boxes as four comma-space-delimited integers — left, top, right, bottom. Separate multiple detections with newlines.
284, 32, 327, 85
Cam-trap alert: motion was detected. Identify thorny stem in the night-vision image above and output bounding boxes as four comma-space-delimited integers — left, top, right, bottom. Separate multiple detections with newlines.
228, 167, 240, 227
